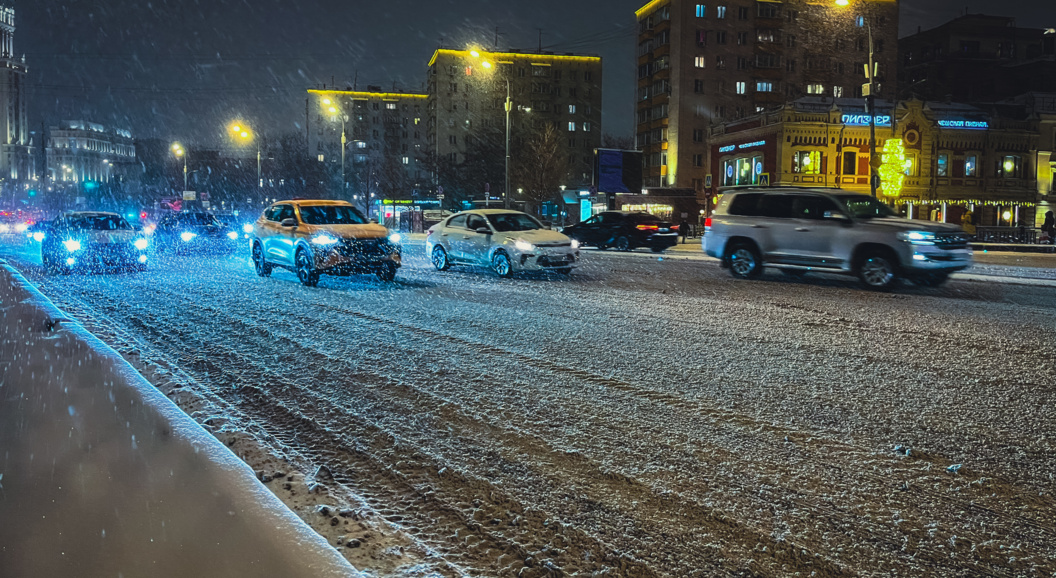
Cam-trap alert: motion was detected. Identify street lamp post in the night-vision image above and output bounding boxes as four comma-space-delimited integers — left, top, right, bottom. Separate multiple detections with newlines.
504, 78, 511, 209
230, 124, 261, 189
321, 99, 349, 201
836, 0, 878, 197
171, 143, 188, 191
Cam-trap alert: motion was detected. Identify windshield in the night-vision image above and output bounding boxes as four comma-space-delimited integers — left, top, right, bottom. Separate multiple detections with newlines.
67, 215, 132, 230
487, 213, 543, 232
837, 195, 898, 219
180, 213, 222, 226
299, 205, 367, 225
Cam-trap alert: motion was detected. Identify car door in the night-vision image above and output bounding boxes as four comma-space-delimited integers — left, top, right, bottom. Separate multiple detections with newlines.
571, 215, 601, 245
786, 194, 848, 267
264, 204, 297, 266
441, 214, 469, 260
754, 194, 799, 262
597, 212, 624, 246
462, 213, 494, 264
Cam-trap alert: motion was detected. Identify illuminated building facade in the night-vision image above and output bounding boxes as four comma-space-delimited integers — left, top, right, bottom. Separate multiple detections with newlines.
635, 0, 899, 193
47, 121, 135, 185
709, 96, 1053, 227
426, 48, 603, 202
0, 5, 32, 183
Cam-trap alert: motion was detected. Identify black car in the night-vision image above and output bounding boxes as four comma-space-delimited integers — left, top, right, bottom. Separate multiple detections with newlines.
562, 211, 679, 252
41, 211, 150, 273
153, 212, 239, 254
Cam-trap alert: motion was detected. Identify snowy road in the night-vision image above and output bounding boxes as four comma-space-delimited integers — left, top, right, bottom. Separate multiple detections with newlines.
4, 243, 1056, 577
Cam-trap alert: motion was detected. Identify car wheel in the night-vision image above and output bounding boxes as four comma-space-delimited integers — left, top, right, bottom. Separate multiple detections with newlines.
857, 251, 899, 290
615, 236, 631, 251
431, 245, 450, 271
376, 261, 397, 282
295, 249, 319, 287
492, 251, 512, 278
727, 242, 762, 279
910, 272, 949, 287
554, 267, 572, 276
252, 242, 272, 277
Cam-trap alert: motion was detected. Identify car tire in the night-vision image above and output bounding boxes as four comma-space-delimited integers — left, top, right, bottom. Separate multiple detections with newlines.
295, 249, 319, 287
856, 251, 899, 290
492, 251, 512, 278
910, 272, 949, 287
252, 242, 272, 277
376, 261, 397, 282
431, 245, 450, 271
615, 236, 631, 251
727, 242, 763, 279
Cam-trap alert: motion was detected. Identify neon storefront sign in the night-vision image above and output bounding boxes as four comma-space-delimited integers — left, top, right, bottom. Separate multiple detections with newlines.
718, 140, 766, 153
842, 114, 891, 126
937, 119, 988, 129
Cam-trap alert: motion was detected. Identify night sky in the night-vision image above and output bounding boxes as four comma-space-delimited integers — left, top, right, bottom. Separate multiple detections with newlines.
9, 0, 1054, 147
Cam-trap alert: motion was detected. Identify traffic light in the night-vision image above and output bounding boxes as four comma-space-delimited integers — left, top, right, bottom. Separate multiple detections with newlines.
83, 181, 98, 191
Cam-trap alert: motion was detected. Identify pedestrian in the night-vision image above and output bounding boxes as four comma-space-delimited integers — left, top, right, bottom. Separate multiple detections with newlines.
960, 209, 976, 238
680, 218, 689, 244
1043, 210, 1055, 245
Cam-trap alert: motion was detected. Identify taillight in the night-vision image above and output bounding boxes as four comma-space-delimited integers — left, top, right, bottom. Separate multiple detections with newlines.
704, 217, 712, 231
426, 227, 435, 235
636, 224, 659, 231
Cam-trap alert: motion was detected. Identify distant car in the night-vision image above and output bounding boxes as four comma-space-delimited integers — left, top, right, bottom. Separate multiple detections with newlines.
40, 211, 150, 273
251, 199, 401, 286
153, 212, 239, 255
426, 209, 579, 277
703, 188, 973, 289
24, 220, 52, 244
562, 211, 678, 252
214, 213, 255, 240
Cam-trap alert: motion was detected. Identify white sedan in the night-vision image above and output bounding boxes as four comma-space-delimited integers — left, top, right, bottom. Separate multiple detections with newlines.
426, 209, 580, 277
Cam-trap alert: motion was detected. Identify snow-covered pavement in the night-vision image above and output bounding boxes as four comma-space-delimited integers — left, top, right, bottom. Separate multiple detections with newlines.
2, 240, 1055, 576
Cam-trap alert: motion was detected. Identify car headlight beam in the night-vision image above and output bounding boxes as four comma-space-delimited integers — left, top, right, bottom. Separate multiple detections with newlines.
180, 232, 197, 242
63, 239, 82, 252
226, 231, 239, 240
514, 240, 534, 252
388, 233, 402, 244
570, 239, 580, 249
311, 234, 340, 246
134, 238, 149, 250
242, 224, 254, 234
899, 231, 937, 245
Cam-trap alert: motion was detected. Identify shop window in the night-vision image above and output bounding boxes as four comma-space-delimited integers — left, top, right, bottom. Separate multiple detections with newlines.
965, 154, 978, 177
998, 155, 1022, 178
793, 150, 821, 174
842, 151, 857, 175
937, 153, 949, 177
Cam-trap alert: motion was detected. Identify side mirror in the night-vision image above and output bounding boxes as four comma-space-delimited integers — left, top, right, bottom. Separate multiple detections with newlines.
475, 227, 492, 235
280, 218, 297, 227
824, 211, 853, 226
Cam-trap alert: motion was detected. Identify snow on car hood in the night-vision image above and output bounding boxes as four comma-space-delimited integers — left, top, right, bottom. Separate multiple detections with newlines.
305, 222, 390, 239
499, 228, 572, 245
864, 218, 966, 234
81, 229, 139, 244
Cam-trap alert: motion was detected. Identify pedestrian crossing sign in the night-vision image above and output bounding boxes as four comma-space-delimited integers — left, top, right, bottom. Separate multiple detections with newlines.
759, 173, 770, 186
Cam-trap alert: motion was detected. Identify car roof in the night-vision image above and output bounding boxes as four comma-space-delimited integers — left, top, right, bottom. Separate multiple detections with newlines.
721, 187, 848, 195
277, 199, 352, 207
60, 211, 123, 219
454, 209, 528, 216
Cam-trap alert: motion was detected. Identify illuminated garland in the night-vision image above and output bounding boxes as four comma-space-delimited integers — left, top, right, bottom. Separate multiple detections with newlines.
878, 138, 907, 197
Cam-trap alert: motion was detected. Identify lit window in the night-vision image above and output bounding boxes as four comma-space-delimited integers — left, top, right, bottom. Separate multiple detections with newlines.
582, 122, 591, 132
756, 81, 773, 92
793, 150, 821, 174
833, 86, 844, 98
717, 6, 726, 18
568, 122, 576, 131
807, 84, 824, 95
402, 156, 410, 164
965, 154, 977, 177
694, 56, 706, 68
696, 4, 706, 17
937, 153, 948, 177
386, 102, 397, 110
736, 81, 746, 94
569, 104, 576, 114
355, 141, 367, 149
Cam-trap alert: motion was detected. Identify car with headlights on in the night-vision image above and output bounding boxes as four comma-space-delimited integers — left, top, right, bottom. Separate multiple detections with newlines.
426, 209, 579, 277
251, 199, 401, 286
703, 188, 973, 290
561, 210, 679, 252
153, 211, 239, 254
40, 211, 150, 273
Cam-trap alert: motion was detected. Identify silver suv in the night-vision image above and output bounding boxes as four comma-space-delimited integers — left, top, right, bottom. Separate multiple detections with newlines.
703, 188, 972, 289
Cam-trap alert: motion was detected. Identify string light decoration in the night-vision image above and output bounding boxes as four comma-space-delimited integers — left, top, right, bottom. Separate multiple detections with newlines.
878, 138, 907, 197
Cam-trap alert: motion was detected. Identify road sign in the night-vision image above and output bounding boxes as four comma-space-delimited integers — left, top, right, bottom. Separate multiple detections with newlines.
871, 174, 881, 190
437, 194, 445, 200
759, 173, 770, 186
183, 191, 196, 201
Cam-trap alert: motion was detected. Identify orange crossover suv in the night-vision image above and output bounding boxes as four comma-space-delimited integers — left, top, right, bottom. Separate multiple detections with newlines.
250, 200, 401, 286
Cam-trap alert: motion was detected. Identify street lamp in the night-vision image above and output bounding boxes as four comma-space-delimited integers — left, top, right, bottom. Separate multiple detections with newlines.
477, 53, 513, 209
320, 98, 349, 202
230, 123, 261, 190
836, 0, 879, 197
171, 143, 188, 191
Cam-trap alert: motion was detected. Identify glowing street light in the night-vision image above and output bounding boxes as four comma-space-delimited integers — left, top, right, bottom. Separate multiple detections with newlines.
835, 0, 878, 197
171, 143, 188, 190
318, 98, 349, 201
230, 122, 261, 189
469, 47, 515, 209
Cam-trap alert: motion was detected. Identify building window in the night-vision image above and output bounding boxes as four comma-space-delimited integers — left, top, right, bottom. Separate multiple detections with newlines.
758, 3, 778, 18
386, 102, 397, 110
582, 122, 591, 132
693, 128, 704, 142
756, 81, 773, 92
833, 86, 844, 98
695, 56, 706, 68
694, 79, 705, 93
568, 122, 576, 131
716, 55, 726, 69
965, 154, 978, 177
717, 5, 726, 18
716, 31, 727, 44
807, 83, 824, 95
793, 150, 821, 174
449, 83, 458, 92
448, 135, 456, 145
842, 151, 858, 175
736, 81, 746, 94
937, 153, 949, 177
999, 155, 1022, 178
696, 4, 706, 17
738, 6, 749, 19
569, 104, 576, 114
693, 153, 704, 167
696, 30, 708, 45
786, 59, 796, 72
737, 57, 747, 70
584, 71, 593, 81
757, 29, 774, 43
401, 156, 410, 164
737, 32, 748, 45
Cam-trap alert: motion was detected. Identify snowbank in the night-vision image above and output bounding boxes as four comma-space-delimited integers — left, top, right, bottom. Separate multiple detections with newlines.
0, 262, 360, 577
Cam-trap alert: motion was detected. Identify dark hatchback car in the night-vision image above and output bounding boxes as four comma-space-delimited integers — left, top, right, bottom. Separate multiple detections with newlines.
153, 212, 239, 254
562, 211, 679, 252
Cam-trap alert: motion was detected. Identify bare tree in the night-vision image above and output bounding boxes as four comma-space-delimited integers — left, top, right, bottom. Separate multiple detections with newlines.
512, 123, 567, 214
602, 133, 635, 151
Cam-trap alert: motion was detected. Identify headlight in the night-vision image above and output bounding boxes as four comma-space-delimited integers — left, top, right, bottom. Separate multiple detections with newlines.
133, 238, 149, 250
226, 231, 239, 240
138, 255, 148, 264
514, 240, 534, 252
242, 224, 253, 234
570, 239, 580, 249
899, 231, 936, 245
180, 232, 197, 242
388, 233, 402, 244
311, 234, 340, 246
14, 223, 28, 233
32, 232, 46, 242
63, 239, 82, 252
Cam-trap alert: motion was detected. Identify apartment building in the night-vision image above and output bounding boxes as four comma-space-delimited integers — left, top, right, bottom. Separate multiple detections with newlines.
635, 0, 899, 191
426, 48, 603, 204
